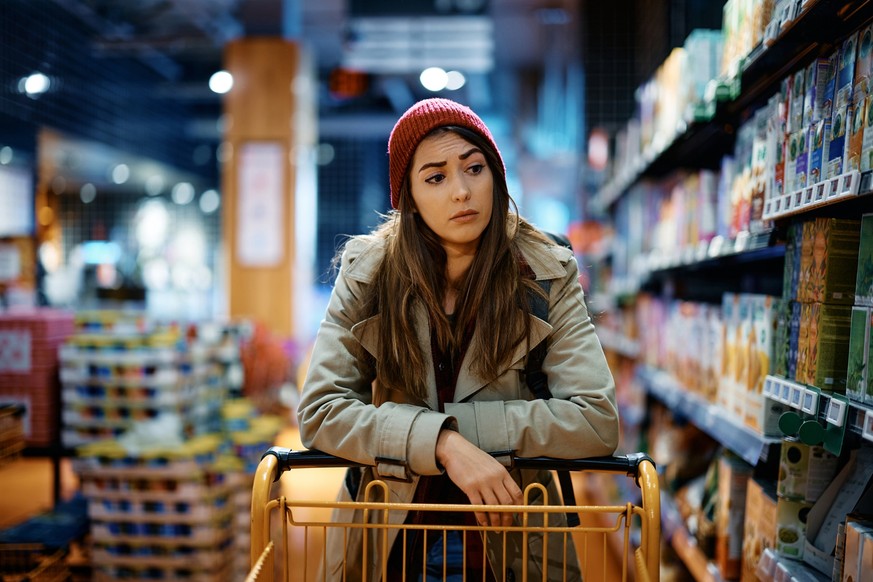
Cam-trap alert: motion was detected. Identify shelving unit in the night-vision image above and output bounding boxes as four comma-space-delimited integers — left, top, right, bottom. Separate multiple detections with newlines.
590, 1, 873, 580
640, 366, 781, 466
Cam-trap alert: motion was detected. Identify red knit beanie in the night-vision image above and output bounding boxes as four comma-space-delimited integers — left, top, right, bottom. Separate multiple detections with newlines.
388, 98, 504, 209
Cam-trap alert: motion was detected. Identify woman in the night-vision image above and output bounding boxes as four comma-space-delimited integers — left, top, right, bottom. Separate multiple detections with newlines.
297, 97, 619, 581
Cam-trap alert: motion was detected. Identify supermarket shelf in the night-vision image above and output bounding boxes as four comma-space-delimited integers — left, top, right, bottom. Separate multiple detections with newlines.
593, 0, 873, 211
763, 375, 873, 442
661, 491, 724, 582
754, 548, 831, 581
639, 366, 781, 465
604, 232, 785, 303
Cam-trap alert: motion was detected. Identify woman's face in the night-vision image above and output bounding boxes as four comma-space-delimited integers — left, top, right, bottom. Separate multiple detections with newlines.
408, 131, 494, 255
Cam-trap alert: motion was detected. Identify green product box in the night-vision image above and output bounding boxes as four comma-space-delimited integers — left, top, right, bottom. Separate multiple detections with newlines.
867, 308, 873, 406
847, 306, 870, 404
806, 217, 861, 305
799, 302, 852, 392
855, 214, 873, 306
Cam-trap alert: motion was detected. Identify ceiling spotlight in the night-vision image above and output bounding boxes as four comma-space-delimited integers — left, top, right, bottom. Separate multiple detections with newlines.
209, 70, 234, 94
445, 71, 466, 91
111, 163, 130, 184
420, 67, 448, 92
171, 182, 195, 205
20, 72, 50, 97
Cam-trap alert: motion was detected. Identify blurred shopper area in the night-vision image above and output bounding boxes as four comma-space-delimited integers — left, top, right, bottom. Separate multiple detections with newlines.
2, 0, 873, 581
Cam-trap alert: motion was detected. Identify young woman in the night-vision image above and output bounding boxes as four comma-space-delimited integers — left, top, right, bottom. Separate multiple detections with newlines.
297, 97, 619, 581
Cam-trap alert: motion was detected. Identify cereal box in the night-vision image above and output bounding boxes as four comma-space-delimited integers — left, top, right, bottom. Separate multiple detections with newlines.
741, 478, 778, 582
806, 217, 862, 305
799, 302, 853, 392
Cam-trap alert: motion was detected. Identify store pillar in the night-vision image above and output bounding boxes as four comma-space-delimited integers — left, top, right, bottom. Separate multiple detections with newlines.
222, 38, 300, 338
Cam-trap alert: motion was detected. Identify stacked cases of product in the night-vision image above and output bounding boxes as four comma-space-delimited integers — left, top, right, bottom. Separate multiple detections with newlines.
74, 436, 235, 581
0, 309, 75, 448
761, 24, 873, 220
779, 217, 862, 398
58, 311, 218, 448
847, 214, 873, 405
220, 399, 284, 579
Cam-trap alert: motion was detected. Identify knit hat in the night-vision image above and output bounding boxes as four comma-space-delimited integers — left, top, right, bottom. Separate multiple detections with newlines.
387, 98, 504, 209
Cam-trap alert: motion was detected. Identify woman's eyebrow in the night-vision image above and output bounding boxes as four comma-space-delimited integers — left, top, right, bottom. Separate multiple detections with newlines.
458, 147, 482, 160
417, 148, 483, 173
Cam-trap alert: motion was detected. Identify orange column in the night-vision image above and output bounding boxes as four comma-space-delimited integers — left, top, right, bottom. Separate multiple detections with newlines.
222, 38, 300, 337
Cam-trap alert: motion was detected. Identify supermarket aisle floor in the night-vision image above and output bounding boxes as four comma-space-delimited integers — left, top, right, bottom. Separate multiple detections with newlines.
0, 455, 79, 529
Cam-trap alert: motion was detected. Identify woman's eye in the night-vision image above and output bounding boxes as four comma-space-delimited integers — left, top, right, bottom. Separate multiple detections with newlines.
468, 163, 484, 175
425, 173, 446, 184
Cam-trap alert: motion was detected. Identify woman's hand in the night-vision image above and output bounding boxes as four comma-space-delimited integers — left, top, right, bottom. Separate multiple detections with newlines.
435, 429, 523, 527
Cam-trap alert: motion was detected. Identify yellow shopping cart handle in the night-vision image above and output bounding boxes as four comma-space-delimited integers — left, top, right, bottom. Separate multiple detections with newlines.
259, 446, 655, 482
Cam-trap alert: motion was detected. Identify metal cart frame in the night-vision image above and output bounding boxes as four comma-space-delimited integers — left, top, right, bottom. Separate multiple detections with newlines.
249, 447, 659, 582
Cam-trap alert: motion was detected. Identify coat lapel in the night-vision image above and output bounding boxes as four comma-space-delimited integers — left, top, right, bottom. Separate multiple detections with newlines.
453, 310, 552, 402
350, 303, 438, 410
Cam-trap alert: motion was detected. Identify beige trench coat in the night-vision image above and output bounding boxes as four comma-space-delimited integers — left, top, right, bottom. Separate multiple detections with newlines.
297, 233, 619, 580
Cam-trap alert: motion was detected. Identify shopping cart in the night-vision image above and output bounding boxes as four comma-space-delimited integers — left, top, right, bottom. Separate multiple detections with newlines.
249, 446, 659, 582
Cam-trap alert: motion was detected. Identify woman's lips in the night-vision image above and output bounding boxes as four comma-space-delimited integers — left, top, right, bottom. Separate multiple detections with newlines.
450, 209, 478, 222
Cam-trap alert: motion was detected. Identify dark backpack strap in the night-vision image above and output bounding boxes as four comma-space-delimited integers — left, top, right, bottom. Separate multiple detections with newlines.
524, 276, 580, 527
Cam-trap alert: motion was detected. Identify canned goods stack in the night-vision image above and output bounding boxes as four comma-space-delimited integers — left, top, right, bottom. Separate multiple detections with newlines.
74, 436, 235, 581
58, 311, 217, 448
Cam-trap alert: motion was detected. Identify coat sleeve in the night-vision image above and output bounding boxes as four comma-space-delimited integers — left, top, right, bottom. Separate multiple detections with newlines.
445, 249, 620, 459
296, 240, 452, 480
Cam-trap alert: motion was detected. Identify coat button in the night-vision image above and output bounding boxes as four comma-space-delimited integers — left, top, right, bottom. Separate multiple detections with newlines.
438, 362, 445, 372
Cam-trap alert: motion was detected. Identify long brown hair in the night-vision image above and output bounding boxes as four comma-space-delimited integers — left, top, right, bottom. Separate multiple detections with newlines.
362, 126, 549, 400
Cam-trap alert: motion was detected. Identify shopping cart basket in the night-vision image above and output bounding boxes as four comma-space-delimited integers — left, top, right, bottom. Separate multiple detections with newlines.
249, 446, 659, 582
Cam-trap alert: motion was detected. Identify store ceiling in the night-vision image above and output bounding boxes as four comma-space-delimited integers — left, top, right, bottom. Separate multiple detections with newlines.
51, 0, 581, 137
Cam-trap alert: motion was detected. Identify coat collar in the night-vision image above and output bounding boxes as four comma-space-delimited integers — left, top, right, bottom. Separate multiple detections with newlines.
343, 232, 568, 284
346, 233, 564, 405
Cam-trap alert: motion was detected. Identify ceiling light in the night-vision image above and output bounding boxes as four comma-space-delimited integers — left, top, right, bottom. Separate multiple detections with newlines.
199, 189, 220, 214
420, 67, 448, 92
111, 163, 130, 184
0, 147, 12, 165
80, 183, 97, 204
209, 70, 234, 94
21, 72, 50, 97
171, 182, 195, 205
445, 71, 466, 90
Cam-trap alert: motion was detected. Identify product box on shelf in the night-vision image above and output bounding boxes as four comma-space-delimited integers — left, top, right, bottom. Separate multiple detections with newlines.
828, 103, 851, 180
719, 293, 742, 419
743, 294, 781, 433
777, 438, 840, 504
804, 58, 834, 127
809, 218, 861, 305
808, 119, 829, 185
797, 302, 852, 392
855, 214, 873, 307
775, 496, 813, 559
835, 33, 859, 116
785, 129, 805, 195
802, 446, 873, 576
846, 87, 867, 172
847, 306, 870, 404
788, 301, 802, 381
787, 68, 806, 136
862, 93, 873, 172
841, 518, 873, 582
716, 453, 753, 580
741, 478, 778, 582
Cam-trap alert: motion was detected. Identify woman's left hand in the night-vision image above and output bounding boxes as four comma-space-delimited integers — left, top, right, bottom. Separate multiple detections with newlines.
435, 429, 523, 527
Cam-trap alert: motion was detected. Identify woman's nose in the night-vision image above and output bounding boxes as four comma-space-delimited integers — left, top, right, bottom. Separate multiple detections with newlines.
452, 177, 471, 202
